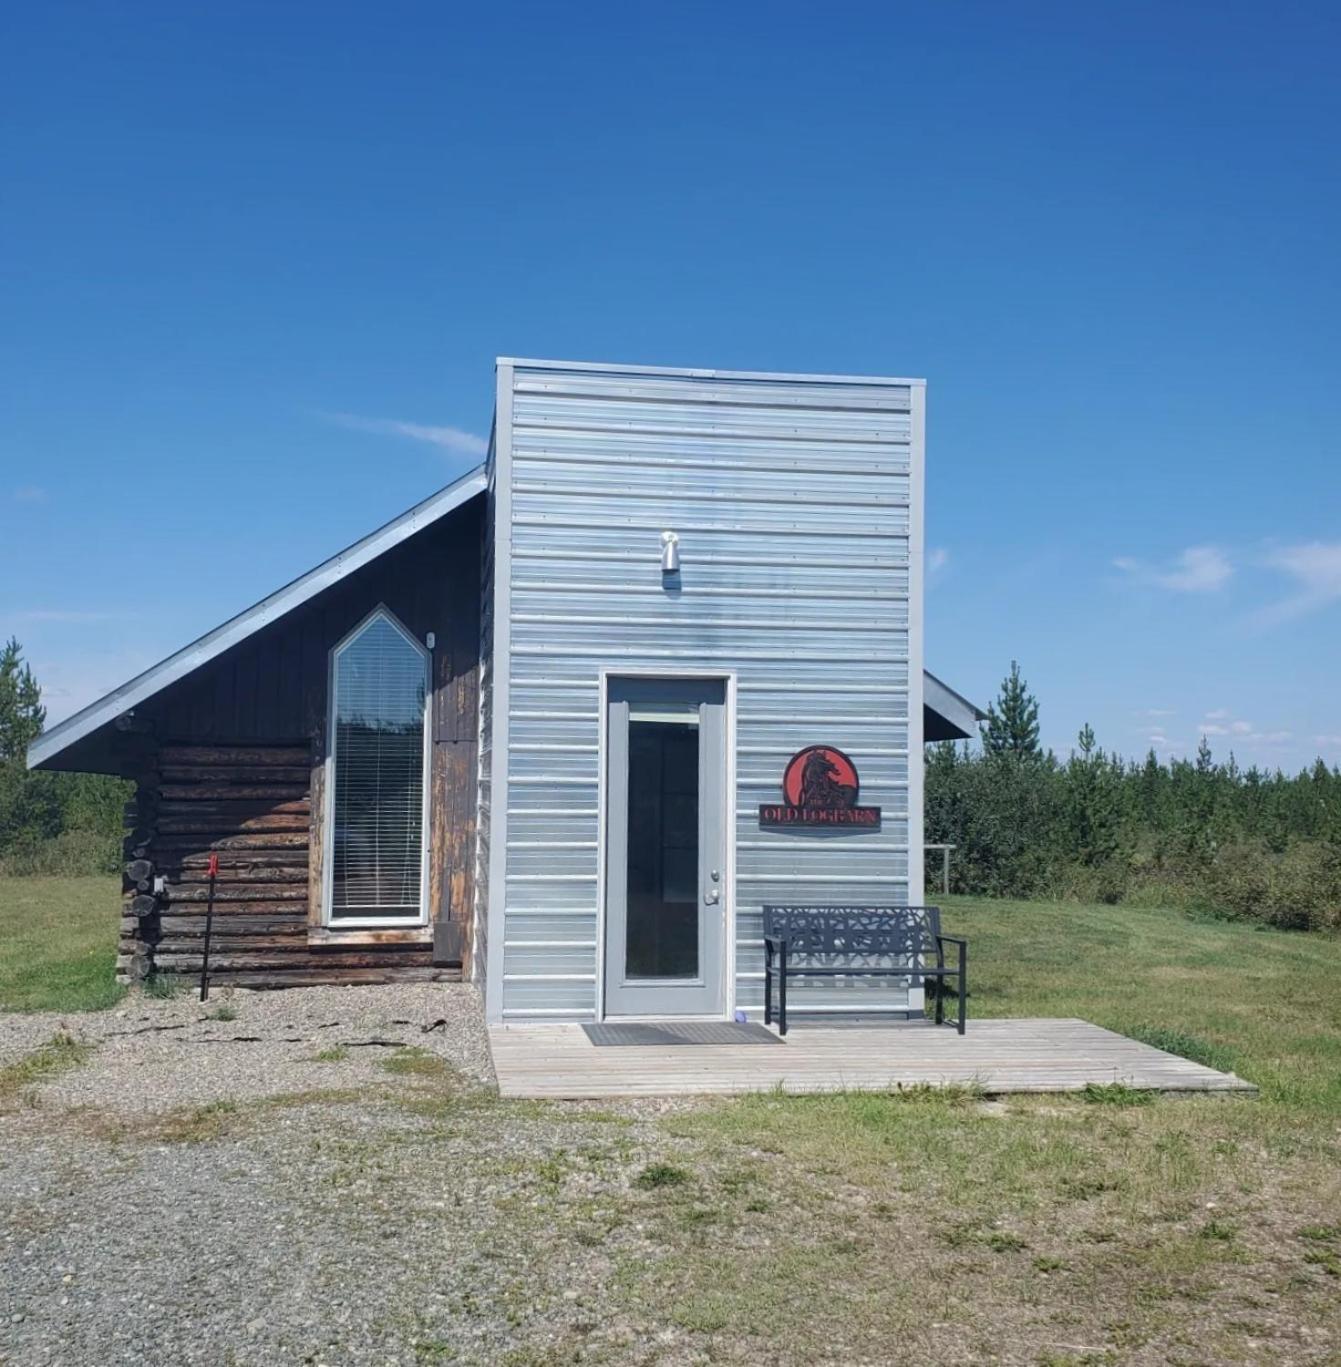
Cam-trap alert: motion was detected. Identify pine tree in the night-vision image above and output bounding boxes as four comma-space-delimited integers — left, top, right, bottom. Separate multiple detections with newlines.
1066, 722, 1122, 867
1196, 735, 1214, 774
0, 638, 45, 761
982, 660, 1041, 760
0, 641, 129, 874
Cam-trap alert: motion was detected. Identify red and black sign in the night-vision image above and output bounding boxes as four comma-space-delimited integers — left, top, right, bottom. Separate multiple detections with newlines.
759, 745, 881, 829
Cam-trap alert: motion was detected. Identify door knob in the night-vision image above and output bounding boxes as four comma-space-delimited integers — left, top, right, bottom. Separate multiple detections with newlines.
705, 888, 720, 905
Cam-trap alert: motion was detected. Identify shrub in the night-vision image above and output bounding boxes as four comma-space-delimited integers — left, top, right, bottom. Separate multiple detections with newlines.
1204, 840, 1341, 932
0, 826, 123, 877
926, 733, 1341, 933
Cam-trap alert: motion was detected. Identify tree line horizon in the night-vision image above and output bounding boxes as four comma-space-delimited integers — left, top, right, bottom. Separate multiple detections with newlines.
928, 660, 1341, 931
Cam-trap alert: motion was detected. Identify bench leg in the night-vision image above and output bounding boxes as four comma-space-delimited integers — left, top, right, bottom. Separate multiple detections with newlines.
764, 941, 773, 1027
778, 942, 788, 1037
957, 943, 967, 1035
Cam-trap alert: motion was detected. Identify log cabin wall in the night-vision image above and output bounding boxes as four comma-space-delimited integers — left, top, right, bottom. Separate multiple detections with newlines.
118, 498, 483, 988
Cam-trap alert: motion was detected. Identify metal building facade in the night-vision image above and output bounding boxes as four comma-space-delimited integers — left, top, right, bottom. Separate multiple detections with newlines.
481, 358, 924, 1023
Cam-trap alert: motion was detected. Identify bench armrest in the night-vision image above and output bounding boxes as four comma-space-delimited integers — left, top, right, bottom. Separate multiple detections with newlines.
935, 934, 967, 948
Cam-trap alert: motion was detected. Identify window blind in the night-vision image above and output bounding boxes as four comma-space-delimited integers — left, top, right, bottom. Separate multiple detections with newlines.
329, 613, 427, 922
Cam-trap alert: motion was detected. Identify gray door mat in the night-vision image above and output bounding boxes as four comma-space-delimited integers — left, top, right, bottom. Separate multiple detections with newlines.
582, 1021, 782, 1047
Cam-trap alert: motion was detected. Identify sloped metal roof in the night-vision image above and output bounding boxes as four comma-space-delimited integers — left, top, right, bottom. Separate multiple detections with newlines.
924, 670, 986, 741
28, 464, 487, 770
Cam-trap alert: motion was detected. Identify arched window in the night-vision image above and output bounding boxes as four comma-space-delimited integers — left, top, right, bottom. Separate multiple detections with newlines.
325, 608, 429, 925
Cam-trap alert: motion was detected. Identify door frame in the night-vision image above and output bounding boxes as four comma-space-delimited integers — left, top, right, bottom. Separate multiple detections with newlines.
595, 667, 737, 1022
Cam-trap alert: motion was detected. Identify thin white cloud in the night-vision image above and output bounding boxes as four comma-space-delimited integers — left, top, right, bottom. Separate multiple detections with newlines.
1113, 545, 1232, 593
1198, 710, 1257, 738
321, 411, 487, 458
1199, 717, 1290, 746
1139, 707, 1175, 718
1255, 541, 1341, 623
13, 486, 46, 502
927, 546, 949, 586
1312, 734, 1341, 750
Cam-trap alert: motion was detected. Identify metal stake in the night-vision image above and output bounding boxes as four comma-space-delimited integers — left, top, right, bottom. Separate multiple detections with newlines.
199, 852, 219, 1002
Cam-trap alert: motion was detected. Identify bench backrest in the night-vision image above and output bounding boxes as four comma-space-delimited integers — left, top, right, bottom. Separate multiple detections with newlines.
762, 905, 942, 959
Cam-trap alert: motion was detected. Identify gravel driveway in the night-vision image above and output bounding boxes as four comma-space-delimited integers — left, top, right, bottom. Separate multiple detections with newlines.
0, 985, 702, 1367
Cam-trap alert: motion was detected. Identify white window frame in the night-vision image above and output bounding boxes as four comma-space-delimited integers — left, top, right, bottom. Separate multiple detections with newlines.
322, 605, 432, 930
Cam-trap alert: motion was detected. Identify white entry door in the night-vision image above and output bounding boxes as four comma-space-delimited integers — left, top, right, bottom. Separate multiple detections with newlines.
603, 677, 727, 1017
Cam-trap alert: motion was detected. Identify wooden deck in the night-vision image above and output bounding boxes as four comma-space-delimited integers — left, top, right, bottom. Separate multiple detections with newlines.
488, 1018, 1256, 1099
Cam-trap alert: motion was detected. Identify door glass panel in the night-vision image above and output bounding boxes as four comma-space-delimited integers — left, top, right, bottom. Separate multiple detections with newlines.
625, 716, 699, 979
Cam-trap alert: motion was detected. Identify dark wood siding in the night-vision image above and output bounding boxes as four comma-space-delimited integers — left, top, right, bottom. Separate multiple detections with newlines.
118, 498, 483, 987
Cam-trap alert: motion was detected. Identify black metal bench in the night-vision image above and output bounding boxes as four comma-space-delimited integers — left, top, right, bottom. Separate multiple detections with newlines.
762, 904, 967, 1037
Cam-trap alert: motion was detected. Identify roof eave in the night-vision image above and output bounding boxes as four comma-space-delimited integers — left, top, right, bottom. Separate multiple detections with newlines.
924, 670, 986, 742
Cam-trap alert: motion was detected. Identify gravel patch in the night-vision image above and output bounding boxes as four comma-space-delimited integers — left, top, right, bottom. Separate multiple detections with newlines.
3, 983, 494, 1113
0, 983, 700, 1367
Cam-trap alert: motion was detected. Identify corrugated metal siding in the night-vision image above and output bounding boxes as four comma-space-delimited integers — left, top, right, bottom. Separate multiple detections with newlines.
495, 363, 921, 1021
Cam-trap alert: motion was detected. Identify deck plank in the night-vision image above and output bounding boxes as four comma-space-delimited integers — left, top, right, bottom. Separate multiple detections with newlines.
487, 1018, 1256, 1099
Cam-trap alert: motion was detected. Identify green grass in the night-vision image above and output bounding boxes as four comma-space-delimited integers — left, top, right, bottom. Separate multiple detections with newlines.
943, 893, 1341, 1112
0, 1031, 93, 1106
0, 875, 123, 1012
634, 1161, 691, 1190
380, 1046, 456, 1079
635, 899, 1341, 1361
1081, 1081, 1156, 1106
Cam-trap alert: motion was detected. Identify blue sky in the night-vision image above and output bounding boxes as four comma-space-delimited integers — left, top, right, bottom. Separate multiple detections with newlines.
3, 2, 1339, 770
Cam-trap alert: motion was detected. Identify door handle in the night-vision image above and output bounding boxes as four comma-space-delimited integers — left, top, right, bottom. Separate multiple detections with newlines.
704, 888, 720, 905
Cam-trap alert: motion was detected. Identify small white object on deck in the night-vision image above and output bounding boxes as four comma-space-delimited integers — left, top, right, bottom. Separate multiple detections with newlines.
487, 1017, 1256, 1100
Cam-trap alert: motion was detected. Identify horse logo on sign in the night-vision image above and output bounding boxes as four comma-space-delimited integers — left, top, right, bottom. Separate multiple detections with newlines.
760, 745, 881, 829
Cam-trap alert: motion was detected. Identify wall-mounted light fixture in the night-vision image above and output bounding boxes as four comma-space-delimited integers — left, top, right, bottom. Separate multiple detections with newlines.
660, 530, 680, 574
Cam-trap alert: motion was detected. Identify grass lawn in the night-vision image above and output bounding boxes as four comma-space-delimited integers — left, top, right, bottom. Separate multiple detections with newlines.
626, 898, 1341, 1362
0, 875, 125, 1012
4, 879, 1340, 1362
947, 893, 1341, 1114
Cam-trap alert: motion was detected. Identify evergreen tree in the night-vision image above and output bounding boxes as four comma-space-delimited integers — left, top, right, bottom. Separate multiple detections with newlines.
922, 673, 1341, 929
1065, 723, 1122, 868
0, 639, 129, 874
982, 660, 1041, 760
0, 637, 45, 761
1196, 735, 1214, 774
